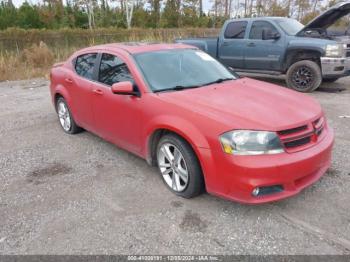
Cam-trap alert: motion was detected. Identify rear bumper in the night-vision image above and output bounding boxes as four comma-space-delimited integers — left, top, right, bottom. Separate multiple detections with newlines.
321, 57, 350, 78
201, 128, 334, 204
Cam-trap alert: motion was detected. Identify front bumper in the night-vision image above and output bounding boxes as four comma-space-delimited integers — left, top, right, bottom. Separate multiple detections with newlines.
201, 128, 334, 204
321, 57, 350, 78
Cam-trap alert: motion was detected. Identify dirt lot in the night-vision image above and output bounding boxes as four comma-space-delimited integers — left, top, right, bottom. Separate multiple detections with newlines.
0, 76, 350, 255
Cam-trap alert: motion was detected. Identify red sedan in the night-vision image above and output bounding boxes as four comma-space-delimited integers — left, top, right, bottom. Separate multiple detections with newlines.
50, 43, 334, 204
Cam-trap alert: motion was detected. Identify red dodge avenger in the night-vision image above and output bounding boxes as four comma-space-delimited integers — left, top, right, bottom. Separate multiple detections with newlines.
50, 43, 334, 204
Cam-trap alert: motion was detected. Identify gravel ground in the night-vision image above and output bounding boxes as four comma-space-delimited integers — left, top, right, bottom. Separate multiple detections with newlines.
0, 76, 350, 255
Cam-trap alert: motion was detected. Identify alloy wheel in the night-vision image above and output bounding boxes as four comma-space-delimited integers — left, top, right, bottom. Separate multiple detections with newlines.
291, 66, 315, 90
57, 101, 71, 132
157, 143, 189, 192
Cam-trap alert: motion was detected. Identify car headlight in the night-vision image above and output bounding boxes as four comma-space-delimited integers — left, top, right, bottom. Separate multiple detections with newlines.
219, 130, 284, 155
325, 44, 344, 58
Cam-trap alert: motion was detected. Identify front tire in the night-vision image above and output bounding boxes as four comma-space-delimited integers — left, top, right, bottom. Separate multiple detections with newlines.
56, 97, 82, 134
156, 134, 205, 199
286, 60, 322, 92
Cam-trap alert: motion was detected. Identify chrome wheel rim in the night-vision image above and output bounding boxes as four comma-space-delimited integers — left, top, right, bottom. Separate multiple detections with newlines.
57, 101, 71, 131
292, 66, 314, 90
158, 143, 189, 192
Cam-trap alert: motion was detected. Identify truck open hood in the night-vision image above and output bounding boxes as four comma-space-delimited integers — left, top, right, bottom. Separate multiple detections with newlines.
298, 1, 350, 35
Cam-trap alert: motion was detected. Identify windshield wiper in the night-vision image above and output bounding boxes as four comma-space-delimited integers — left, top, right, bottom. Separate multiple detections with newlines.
201, 78, 234, 87
154, 85, 200, 93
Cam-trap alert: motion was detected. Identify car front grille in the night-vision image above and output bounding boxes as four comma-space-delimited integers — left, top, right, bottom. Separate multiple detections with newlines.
278, 117, 325, 152
284, 136, 312, 149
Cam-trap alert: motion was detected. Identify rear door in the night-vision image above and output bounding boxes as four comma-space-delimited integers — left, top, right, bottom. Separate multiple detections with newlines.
244, 21, 285, 71
66, 53, 97, 130
218, 21, 248, 69
91, 53, 142, 154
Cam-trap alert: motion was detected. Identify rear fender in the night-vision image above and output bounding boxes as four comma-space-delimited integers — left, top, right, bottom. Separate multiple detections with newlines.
53, 85, 75, 116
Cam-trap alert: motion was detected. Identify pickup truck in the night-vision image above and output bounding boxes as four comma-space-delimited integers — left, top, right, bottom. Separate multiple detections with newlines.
176, 1, 350, 92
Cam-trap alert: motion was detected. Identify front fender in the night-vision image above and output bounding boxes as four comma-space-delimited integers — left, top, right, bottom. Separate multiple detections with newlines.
142, 114, 211, 161
286, 38, 329, 56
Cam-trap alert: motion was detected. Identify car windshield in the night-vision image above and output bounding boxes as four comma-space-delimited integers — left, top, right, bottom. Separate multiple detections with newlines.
133, 49, 237, 92
276, 18, 304, 35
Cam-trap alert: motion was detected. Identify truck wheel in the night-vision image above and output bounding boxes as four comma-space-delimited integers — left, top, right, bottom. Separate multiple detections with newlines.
286, 60, 322, 92
323, 77, 339, 83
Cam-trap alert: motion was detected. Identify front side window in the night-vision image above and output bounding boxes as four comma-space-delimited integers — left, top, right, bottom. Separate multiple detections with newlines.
224, 21, 248, 39
249, 21, 279, 39
134, 49, 237, 92
75, 53, 97, 80
98, 53, 134, 86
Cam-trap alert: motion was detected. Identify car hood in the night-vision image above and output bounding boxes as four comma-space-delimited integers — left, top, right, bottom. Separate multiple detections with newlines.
298, 1, 350, 35
157, 78, 322, 132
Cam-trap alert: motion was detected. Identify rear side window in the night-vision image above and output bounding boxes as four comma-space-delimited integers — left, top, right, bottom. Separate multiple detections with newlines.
249, 21, 279, 39
98, 53, 134, 86
224, 21, 248, 39
75, 53, 97, 80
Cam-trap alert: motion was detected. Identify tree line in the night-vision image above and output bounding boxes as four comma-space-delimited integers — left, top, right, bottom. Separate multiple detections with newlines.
0, 0, 345, 30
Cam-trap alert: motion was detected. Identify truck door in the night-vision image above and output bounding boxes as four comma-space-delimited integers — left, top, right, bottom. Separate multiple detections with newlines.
244, 21, 285, 71
218, 21, 248, 69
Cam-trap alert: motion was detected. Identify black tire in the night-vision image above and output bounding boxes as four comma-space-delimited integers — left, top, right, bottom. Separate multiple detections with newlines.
286, 60, 322, 92
156, 133, 205, 198
323, 77, 339, 83
56, 97, 83, 134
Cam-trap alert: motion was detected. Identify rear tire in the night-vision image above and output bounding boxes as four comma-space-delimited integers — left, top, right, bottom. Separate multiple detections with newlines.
156, 134, 205, 199
56, 97, 82, 134
286, 60, 322, 92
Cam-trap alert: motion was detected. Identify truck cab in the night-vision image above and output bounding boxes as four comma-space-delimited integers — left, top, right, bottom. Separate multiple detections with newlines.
177, 1, 350, 92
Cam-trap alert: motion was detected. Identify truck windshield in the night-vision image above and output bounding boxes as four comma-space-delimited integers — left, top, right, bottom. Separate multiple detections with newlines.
133, 49, 237, 92
276, 19, 304, 35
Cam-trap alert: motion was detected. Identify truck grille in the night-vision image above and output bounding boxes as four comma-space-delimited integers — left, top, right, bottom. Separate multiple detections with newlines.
346, 44, 350, 57
277, 117, 325, 152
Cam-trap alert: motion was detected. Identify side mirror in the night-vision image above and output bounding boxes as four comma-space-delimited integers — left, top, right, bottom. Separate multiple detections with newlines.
111, 81, 136, 96
262, 29, 281, 40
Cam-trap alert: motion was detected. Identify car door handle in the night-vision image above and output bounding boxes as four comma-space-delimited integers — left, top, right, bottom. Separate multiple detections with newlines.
222, 42, 230, 46
65, 78, 73, 84
93, 89, 104, 95
247, 42, 256, 47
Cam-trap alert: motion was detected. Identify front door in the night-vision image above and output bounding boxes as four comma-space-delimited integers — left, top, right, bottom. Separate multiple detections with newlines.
91, 53, 142, 154
244, 21, 285, 71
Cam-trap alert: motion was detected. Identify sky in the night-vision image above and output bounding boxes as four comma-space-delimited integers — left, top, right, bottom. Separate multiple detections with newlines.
11, 0, 213, 12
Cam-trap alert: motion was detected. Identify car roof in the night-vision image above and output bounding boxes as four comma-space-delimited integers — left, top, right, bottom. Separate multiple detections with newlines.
78, 43, 196, 55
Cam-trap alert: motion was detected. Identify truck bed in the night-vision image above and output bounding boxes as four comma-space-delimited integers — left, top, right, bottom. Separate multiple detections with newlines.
175, 37, 219, 58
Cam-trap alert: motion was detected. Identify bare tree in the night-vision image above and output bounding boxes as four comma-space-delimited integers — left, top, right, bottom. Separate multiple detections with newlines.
77, 0, 96, 29
124, 0, 135, 29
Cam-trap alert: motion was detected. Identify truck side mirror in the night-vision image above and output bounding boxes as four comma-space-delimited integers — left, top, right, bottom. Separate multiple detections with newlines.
262, 29, 281, 40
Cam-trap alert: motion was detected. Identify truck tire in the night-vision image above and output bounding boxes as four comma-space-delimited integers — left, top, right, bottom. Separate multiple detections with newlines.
286, 60, 322, 93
